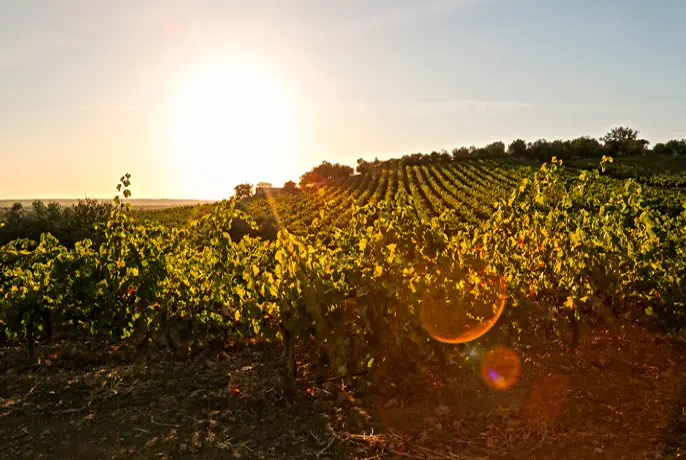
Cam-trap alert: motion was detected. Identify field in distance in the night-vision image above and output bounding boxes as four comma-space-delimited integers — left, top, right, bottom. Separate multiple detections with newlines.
0, 198, 216, 211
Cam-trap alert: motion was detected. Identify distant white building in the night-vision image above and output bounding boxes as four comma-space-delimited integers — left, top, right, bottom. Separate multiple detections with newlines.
254, 186, 284, 196
302, 181, 326, 189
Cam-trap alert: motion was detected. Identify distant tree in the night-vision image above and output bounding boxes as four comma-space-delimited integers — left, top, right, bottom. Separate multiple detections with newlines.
471, 147, 488, 158
401, 153, 428, 167
635, 139, 650, 155
256, 182, 273, 189
0, 199, 112, 248
2, 203, 26, 238
568, 136, 604, 158
356, 158, 375, 174
507, 139, 527, 156
527, 139, 553, 161
356, 156, 385, 174
601, 126, 649, 156
550, 140, 571, 159
602, 126, 637, 144
283, 180, 297, 191
451, 147, 470, 160
234, 183, 253, 200
300, 161, 354, 188
664, 139, 686, 156
653, 142, 668, 156
484, 141, 506, 158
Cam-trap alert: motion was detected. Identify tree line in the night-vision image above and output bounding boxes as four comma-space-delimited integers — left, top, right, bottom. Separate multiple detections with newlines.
244, 126, 686, 192
233, 161, 354, 198
356, 126, 686, 174
0, 199, 113, 248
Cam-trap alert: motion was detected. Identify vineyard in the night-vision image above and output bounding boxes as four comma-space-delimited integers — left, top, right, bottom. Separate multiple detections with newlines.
1, 157, 686, 459
241, 158, 529, 232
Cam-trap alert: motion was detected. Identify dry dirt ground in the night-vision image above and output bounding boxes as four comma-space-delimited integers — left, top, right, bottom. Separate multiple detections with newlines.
1, 326, 684, 460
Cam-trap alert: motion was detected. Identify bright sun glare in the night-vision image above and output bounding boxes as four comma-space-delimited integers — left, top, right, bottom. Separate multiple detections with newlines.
171, 56, 296, 199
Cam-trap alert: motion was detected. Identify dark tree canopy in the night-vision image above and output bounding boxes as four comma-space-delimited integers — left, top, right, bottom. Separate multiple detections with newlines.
484, 141, 506, 157
283, 180, 298, 191
452, 147, 471, 160
508, 139, 527, 156
602, 126, 638, 143
0, 199, 113, 248
234, 183, 253, 200
356, 157, 389, 175
654, 139, 686, 156
300, 161, 354, 187
601, 126, 649, 156
305, 127, 683, 178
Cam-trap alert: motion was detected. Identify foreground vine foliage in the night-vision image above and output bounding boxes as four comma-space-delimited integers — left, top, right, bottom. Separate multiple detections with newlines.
1, 159, 684, 391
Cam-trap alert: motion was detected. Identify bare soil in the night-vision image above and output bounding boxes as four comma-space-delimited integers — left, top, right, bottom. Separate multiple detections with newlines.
1, 326, 684, 460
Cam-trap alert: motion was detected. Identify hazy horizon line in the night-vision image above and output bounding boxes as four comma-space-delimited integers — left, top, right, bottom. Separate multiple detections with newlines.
0, 197, 219, 203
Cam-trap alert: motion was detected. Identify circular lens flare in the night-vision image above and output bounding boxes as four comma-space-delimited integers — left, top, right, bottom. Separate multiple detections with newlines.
480, 347, 521, 390
420, 275, 506, 344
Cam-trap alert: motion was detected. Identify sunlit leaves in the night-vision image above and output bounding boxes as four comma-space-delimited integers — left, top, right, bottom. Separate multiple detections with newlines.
1, 158, 684, 382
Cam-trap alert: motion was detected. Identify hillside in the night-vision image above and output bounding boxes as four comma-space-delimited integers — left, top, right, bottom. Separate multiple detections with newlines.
1, 155, 685, 460
238, 156, 686, 235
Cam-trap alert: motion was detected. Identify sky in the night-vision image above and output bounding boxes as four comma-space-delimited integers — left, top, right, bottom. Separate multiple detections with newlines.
1, 0, 686, 199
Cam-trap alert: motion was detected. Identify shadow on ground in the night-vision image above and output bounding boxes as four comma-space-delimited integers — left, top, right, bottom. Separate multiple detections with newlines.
1, 325, 684, 460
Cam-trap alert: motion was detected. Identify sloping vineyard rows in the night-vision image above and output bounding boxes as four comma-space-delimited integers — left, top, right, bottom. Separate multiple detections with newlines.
339, 168, 383, 223
394, 164, 413, 211
405, 165, 436, 220
447, 163, 510, 207
230, 158, 685, 240
2, 160, 684, 391
243, 175, 353, 234
384, 168, 397, 203
423, 165, 478, 224
416, 166, 464, 219
569, 155, 686, 188
477, 158, 533, 185
433, 165, 491, 219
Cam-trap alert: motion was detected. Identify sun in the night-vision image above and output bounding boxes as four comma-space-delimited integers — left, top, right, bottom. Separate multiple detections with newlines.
170, 55, 296, 199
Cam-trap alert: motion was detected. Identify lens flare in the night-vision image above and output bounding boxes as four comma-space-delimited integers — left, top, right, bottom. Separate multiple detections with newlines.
480, 347, 521, 390
420, 275, 506, 344
264, 189, 282, 229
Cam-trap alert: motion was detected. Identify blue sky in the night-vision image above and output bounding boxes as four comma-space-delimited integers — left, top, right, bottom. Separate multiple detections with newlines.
1, 0, 685, 198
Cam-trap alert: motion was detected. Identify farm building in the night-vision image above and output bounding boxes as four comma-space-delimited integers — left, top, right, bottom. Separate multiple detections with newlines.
254, 186, 284, 196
